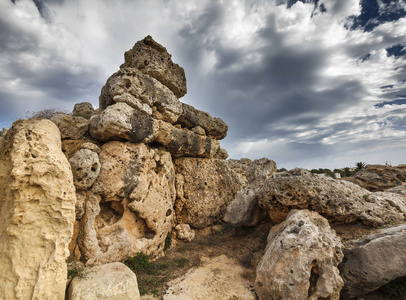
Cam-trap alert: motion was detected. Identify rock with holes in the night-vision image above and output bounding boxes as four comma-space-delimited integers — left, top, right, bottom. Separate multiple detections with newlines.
50, 114, 89, 139
224, 158, 277, 227
67, 262, 140, 300
0, 119, 76, 300
68, 149, 101, 190
163, 255, 257, 300
78, 141, 175, 264
99, 67, 182, 124
339, 224, 406, 298
255, 209, 344, 300
72, 102, 96, 119
174, 158, 242, 228
121, 35, 187, 98
89, 102, 221, 158
258, 168, 406, 226
175, 224, 195, 242
349, 164, 406, 192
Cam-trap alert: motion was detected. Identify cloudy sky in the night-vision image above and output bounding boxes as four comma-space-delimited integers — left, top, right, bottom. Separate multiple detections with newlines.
1, 0, 406, 169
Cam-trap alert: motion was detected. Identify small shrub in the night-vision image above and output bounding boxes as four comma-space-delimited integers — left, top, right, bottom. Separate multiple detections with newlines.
26, 108, 69, 120
363, 194, 370, 200
173, 257, 189, 268
123, 252, 151, 273
67, 266, 85, 279
164, 233, 172, 250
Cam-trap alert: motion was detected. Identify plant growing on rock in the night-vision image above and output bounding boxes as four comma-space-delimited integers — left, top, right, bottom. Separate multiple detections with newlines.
26, 108, 70, 119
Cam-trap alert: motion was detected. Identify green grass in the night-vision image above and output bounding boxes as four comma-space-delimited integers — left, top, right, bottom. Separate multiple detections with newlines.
123, 252, 190, 296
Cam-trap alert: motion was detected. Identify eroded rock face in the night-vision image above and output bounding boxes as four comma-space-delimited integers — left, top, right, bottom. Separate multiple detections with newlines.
67, 262, 140, 300
68, 149, 101, 190
163, 255, 257, 300
258, 168, 406, 226
50, 114, 89, 139
339, 224, 406, 298
121, 35, 187, 98
90, 102, 221, 158
174, 158, 242, 228
0, 119, 76, 300
79, 141, 176, 264
224, 158, 277, 227
349, 164, 406, 192
255, 209, 344, 300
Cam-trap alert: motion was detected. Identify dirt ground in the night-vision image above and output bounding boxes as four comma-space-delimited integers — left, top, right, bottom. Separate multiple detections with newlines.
138, 217, 391, 299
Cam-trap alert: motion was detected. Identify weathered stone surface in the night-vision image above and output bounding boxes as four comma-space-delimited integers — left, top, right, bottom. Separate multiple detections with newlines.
386, 184, 406, 195
255, 209, 344, 300
72, 102, 96, 119
90, 102, 221, 158
67, 262, 140, 300
68, 149, 101, 190
339, 224, 406, 298
177, 103, 228, 140
0, 119, 76, 300
258, 168, 406, 226
174, 158, 242, 228
175, 224, 195, 242
163, 255, 256, 300
50, 114, 89, 139
79, 141, 176, 264
224, 158, 277, 227
100, 67, 182, 124
121, 35, 187, 98
62, 140, 101, 160
349, 164, 406, 192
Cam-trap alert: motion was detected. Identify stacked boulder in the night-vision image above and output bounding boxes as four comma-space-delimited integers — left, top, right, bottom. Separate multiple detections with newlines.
52, 36, 241, 266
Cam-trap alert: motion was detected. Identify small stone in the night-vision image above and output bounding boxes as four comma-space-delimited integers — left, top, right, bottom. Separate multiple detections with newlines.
175, 224, 195, 242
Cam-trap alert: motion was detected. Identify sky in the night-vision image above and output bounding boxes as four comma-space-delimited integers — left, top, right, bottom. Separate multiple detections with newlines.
1, 0, 406, 170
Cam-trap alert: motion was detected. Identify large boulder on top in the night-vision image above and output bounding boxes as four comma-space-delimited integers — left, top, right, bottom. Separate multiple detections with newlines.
174, 158, 243, 228
349, 164, 406, 192
121, 35, 187, 98
78, 141, 176, 264
258, 168, 406, 226
255, 209, 344, 300
50, 114, 89, 140
339, 224, 406, 298
0, 119, 76, 300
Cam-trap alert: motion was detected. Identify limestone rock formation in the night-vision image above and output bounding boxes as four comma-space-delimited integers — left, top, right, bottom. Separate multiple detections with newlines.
386, 184, 406, 195
339, 224, 406, 298
89, 102, 221, 158
175, 224, 195, 242
174, 158, 242, 228
255, 209, 344, 300
349, 164, 406, 191
163, 255, 257, 300
121, 35, 187, 98
67, 262, 140, 300
50, 114, 89, 139
72, 102, 96, 119
68, 149, 101, 190
258, 168, 406, 226
79, 141, 176, 264
224, 158, 277, 227
0, 119, 76, 300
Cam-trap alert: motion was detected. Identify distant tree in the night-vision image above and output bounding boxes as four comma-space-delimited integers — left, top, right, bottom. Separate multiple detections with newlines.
277, 168, 288, 172
355, 162, 366, 172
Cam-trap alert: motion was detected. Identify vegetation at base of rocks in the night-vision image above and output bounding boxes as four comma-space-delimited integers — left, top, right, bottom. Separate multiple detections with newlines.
363, 194, 370, 200
123, 252, 190, 296
164, 233, 172, 250
382, 277, 406, 300
26, 108, 70, 120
